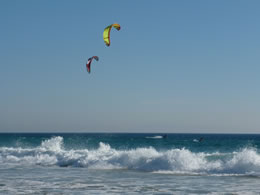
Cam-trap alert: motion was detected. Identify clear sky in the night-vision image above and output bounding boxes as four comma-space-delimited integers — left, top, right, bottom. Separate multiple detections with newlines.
1, 0, 260, 133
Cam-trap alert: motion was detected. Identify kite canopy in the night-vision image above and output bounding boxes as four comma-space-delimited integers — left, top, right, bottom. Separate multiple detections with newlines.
86, 56, 99, 73
103, 23, 121, 46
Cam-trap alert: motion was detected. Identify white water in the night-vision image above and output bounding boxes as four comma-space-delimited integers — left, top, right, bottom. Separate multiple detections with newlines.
146, 135, 163, 139
1, 136, 260, 176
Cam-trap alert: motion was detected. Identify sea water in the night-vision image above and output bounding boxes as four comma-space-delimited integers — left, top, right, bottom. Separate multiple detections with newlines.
0, 133, 260, 194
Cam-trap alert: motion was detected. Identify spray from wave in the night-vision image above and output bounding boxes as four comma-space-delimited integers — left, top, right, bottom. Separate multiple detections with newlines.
1, 136, 260, 176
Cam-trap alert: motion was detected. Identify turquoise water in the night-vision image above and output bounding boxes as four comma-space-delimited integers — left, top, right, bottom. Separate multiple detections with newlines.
1, 133, 260, 194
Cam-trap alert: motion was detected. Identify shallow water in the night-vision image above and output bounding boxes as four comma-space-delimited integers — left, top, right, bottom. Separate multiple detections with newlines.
1, 166, 260, 194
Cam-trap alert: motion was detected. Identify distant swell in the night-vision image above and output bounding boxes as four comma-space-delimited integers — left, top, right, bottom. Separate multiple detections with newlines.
1, 136, 260, 176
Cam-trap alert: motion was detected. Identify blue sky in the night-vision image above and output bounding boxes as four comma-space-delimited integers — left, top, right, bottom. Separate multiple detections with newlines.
1, 0, 260, 133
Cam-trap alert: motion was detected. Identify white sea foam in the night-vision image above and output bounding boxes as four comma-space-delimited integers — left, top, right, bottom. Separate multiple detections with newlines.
0, 136, 260, 176
146, 136, 163, 139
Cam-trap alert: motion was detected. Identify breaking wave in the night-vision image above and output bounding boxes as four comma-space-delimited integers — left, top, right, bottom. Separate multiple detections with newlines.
146, 136, 163, 139
1, 136, 260, 176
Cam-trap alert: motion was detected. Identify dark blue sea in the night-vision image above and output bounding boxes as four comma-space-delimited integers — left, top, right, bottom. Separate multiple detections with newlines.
1, 133, 260, 194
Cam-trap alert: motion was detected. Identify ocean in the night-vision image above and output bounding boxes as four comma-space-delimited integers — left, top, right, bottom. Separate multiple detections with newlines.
0, 133, 260, 194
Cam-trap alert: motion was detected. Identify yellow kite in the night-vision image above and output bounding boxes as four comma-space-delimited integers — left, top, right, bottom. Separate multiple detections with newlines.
103, 24, 121, 46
